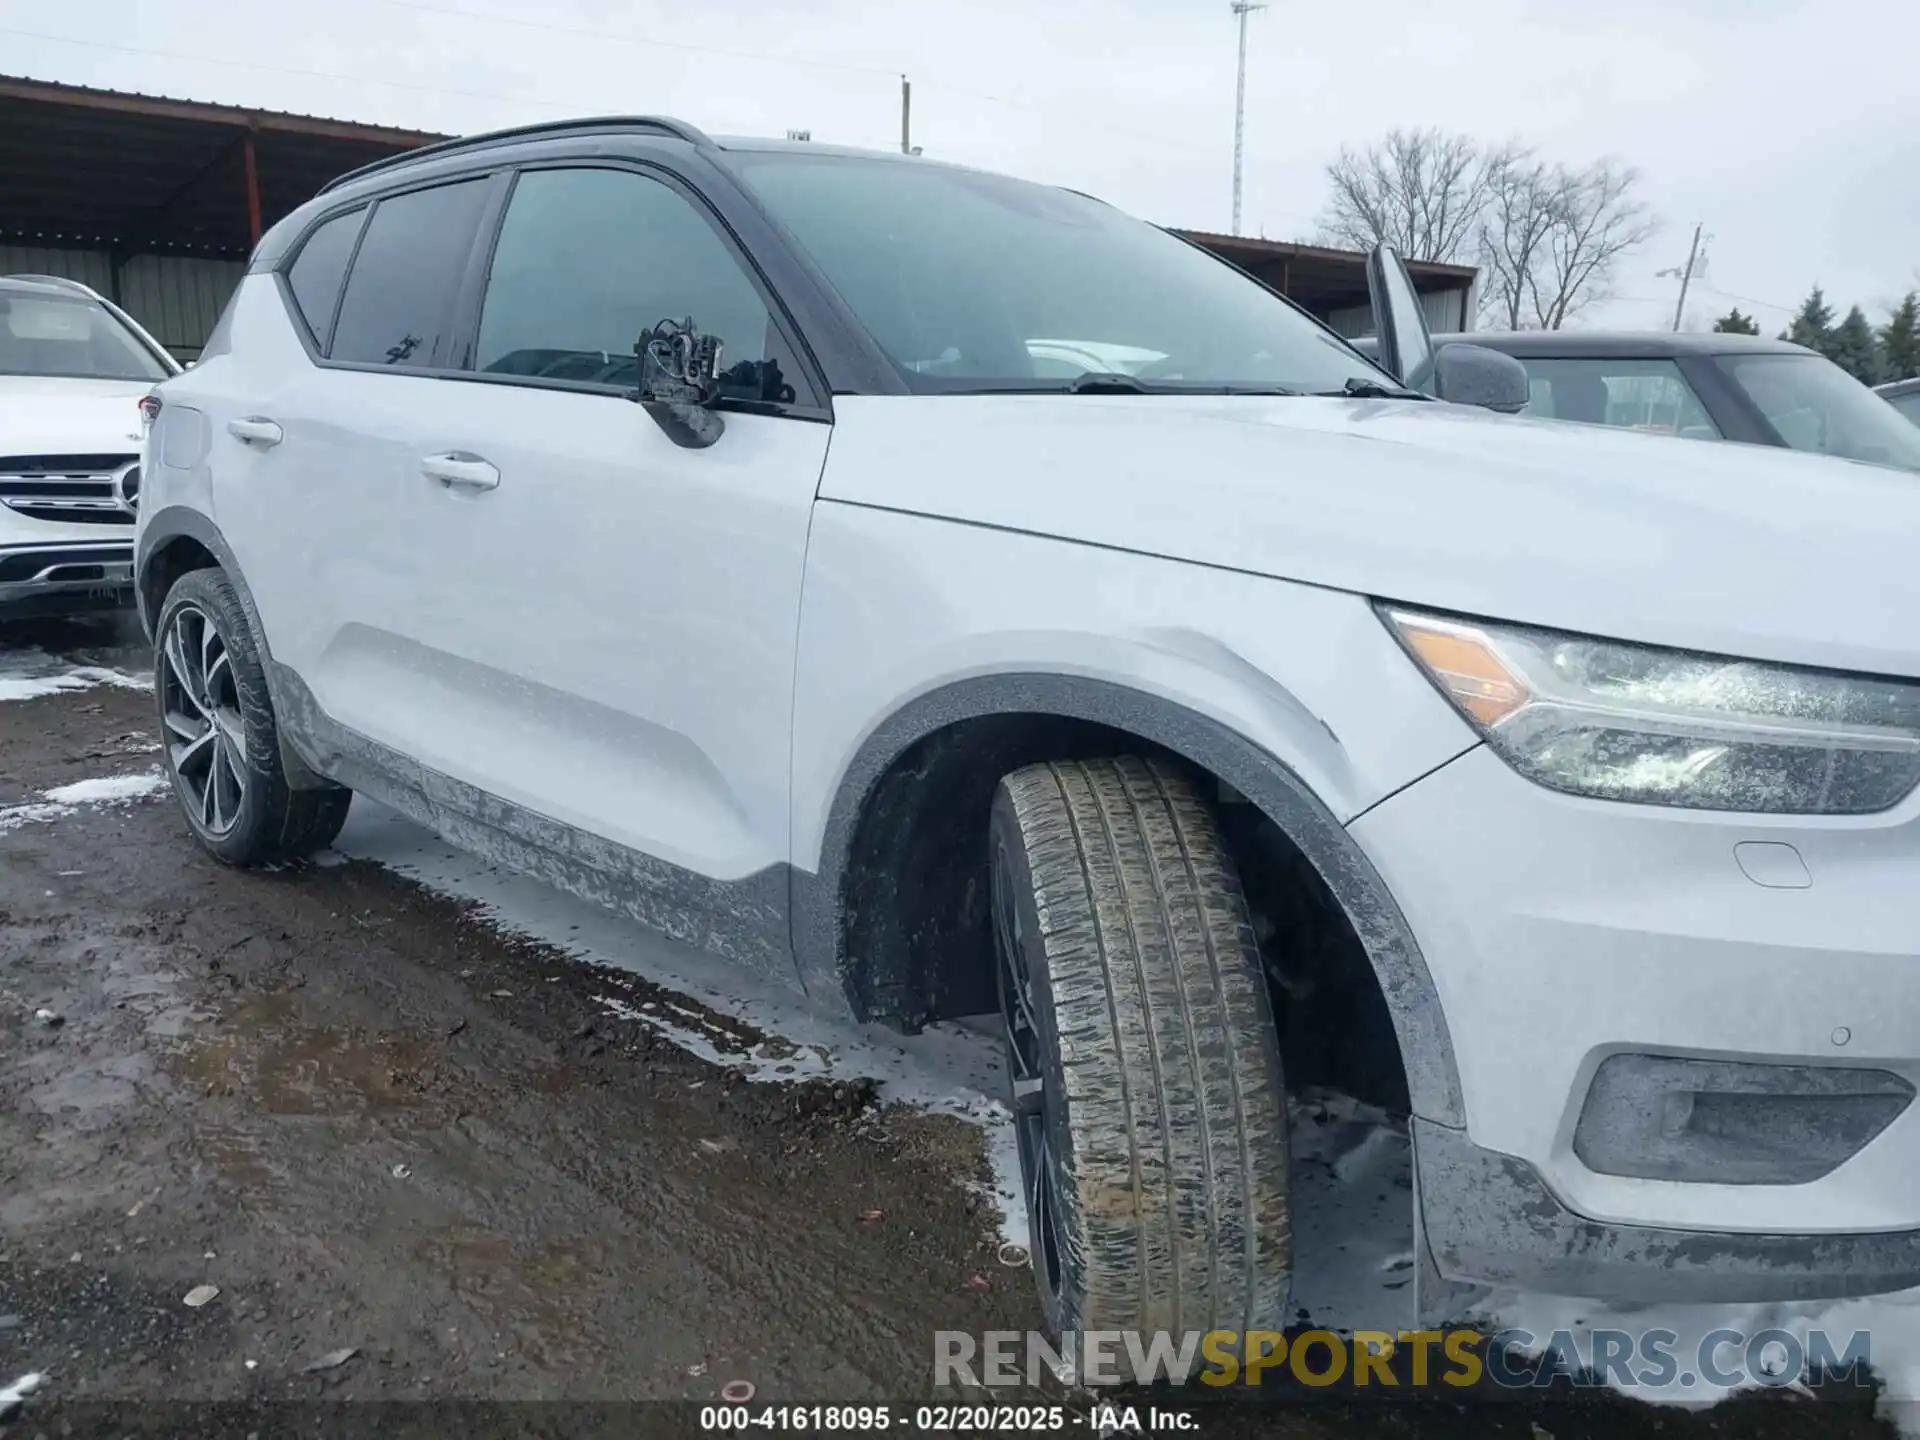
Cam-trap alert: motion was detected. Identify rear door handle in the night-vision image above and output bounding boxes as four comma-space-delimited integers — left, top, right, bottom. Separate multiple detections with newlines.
421, 452, 501, 492
227, 416, 283, 447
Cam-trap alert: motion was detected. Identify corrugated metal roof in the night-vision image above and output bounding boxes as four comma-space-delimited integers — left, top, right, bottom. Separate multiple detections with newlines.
0, 73, 451, 143
0, 74, 445, 256
1173, 229, 1481, 283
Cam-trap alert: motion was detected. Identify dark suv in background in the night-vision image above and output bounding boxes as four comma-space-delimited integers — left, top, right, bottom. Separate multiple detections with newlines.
1359, 329, 1920, 472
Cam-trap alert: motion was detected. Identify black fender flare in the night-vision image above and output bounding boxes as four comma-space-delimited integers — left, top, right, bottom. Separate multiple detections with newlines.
136, 506, 329, 790
791, 673, 1466, 1128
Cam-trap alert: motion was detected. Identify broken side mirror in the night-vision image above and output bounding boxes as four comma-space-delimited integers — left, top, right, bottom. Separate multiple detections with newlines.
1433, 343, 1531, 414
634, 317, 727, 449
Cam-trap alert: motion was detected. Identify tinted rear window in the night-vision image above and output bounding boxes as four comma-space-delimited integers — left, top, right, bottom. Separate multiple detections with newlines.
330, 179, 489, 368
1518, 357, 1720, 440
285, 207, 366, 348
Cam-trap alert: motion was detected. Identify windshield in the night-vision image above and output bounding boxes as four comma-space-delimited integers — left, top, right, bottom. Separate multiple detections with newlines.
0, 291, 171, 382
728, 151, 1385, 394
1718, 353, 1920, 472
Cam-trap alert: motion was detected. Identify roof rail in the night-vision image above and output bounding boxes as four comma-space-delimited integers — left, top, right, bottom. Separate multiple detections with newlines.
2, 273, 102, 298
320, 116, 714, 194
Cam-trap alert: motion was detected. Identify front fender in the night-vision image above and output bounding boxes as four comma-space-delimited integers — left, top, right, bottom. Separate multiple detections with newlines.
788, 500, 1474, 1126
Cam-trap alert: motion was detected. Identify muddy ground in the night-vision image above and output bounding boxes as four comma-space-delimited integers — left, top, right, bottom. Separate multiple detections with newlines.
0, 614, 1896, 1437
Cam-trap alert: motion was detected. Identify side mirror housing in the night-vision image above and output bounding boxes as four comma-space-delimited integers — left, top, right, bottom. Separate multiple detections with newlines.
635, 317, 727, 449
1433, 343, 1530, 414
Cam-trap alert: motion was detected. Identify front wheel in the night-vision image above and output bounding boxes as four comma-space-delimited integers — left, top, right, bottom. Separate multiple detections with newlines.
990, 755, 1293, 1337
155, 568, 351, 866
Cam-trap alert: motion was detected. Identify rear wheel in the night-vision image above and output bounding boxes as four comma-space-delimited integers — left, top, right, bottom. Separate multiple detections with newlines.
155, 568, 351, 866
990, 755, 1292, 1336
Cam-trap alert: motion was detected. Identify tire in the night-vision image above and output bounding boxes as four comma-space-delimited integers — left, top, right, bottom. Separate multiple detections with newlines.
990, 755, 1291, 1338
154, 568, 352, 866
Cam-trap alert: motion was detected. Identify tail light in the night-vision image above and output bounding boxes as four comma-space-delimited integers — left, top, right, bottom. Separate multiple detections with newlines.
137, 393, 162, 427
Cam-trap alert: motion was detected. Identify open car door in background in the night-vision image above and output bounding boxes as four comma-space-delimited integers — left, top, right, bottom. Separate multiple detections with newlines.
1366, 244, 1437, 396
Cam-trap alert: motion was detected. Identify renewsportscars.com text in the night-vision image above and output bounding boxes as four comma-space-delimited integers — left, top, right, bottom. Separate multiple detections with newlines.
935, 1326, 1874, 1391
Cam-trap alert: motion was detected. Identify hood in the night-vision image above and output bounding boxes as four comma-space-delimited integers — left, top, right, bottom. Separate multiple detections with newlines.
0, 377, 150, 458
824, 393, 1920, 679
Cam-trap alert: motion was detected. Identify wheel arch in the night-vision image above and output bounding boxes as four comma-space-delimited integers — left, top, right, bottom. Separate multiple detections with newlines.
791, 672, 1465, 1128
136, 506, 329, 790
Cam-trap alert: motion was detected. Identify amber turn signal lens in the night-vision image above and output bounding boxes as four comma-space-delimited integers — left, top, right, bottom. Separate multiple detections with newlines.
1388, 612, 1532, 727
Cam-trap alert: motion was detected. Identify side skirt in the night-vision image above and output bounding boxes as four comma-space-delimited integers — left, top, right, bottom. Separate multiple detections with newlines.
270, 661, 803, 991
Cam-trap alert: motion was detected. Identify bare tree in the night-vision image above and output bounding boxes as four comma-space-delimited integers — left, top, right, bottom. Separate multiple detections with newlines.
1317, 128, 1501, 265
1475, 157, 1657, 329
1530, 160, 1658, 328
1476, 151, 1557, 330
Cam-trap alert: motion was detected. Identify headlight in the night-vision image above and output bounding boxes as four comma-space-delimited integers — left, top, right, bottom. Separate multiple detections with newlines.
1382, 607, 1920, 814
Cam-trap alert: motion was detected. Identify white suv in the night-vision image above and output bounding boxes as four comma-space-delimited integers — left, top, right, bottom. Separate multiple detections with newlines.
1, 275, 178, 621
136, 118, 1920, 1335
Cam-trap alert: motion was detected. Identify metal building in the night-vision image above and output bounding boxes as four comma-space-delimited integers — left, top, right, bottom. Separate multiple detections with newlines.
0, 76, 440, 360
1173, 231, 1480, 336
1, 76, 1480, 360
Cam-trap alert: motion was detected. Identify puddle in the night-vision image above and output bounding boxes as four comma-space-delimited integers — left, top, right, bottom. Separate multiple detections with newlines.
169, 992, 451, 1118
20, 1050, 158, 1117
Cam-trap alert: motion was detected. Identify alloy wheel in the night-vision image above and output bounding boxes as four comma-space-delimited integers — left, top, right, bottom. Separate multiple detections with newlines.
991, 838, 1067, 1312
159, 603, 249, 837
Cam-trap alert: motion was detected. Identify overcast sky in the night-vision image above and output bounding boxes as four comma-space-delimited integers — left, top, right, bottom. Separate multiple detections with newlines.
4, 0, 1915, 331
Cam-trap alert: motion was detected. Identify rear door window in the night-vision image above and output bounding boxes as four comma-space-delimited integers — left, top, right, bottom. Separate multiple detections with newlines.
330, 179, 490, 368
1520, 357, 1721, 440
285, 206, 366, 349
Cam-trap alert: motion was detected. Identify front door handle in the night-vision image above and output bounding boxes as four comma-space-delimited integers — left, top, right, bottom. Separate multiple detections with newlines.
227, 416, 283, 447
421, 452, 501, 492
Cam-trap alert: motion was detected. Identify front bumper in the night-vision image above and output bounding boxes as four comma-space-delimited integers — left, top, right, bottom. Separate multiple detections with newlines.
1356, 742, 1920, 1299
0, 541, 134, 618
1415, 1119, 1920, 1303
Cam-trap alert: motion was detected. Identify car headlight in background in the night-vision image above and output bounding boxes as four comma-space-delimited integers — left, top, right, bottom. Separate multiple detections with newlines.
1382, 607, 1920, 814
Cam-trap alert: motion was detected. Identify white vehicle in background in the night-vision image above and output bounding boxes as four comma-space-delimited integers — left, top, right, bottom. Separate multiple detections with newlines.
1881, 375, 1920, 426
0, 274, 177, 622
137, 118, 1920, 1341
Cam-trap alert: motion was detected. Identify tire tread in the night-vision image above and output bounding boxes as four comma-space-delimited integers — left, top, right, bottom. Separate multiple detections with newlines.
1000, 755, 1290, 1335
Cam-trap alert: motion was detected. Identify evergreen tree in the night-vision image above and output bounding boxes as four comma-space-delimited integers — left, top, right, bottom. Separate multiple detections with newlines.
1831, 305, 1884, 384
1881, 291, 1920, 382
1786, 286, 1835, 354
1712, 307, 1760, 335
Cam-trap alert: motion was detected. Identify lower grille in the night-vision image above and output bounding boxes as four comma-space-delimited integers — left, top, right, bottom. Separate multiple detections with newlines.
0, 545, 132, 582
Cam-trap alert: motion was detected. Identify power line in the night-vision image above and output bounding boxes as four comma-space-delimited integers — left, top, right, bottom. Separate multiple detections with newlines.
1693, 283, 1796, 315
0, 24, 574, 113
383, 0, 902, 79
379, 0, 1224, 163
4, 12, 1225, 175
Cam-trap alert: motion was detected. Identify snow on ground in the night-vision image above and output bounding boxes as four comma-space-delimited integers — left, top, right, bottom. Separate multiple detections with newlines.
334, 799, 1428, 1318
0, 769, 167, 831
333, 800, 1029, 1248
333, 795, 1920, 1426
0, 649, 148, 703
43, 773, 169, 806
0, 1371, 44, 1417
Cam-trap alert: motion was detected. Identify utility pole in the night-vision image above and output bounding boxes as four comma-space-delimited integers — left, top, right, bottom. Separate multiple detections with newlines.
900, 74, 912, 155
1663, 222, 1704, 331
1229, 0, 1266, 235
